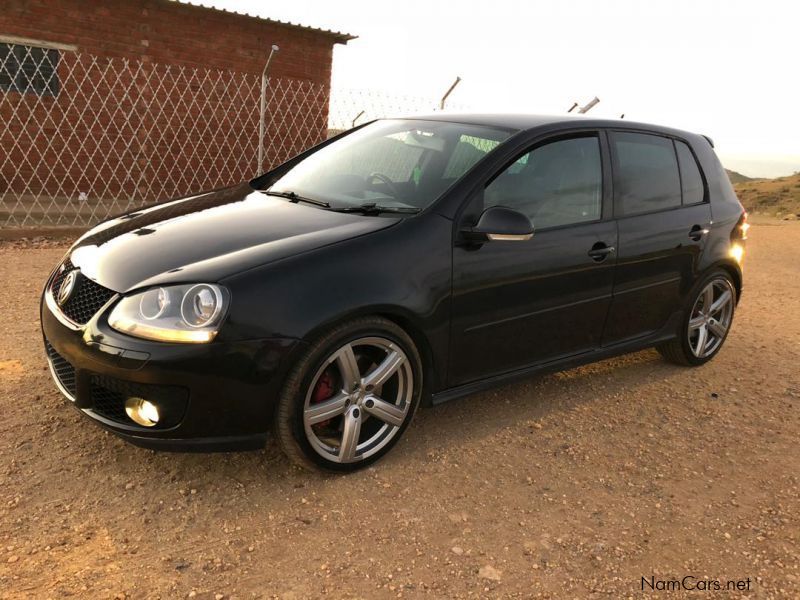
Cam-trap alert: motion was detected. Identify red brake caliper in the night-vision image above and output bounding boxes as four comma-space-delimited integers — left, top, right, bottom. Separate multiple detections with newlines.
310, 370, 335, 428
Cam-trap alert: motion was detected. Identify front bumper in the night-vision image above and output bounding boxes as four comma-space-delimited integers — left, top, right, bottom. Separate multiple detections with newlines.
40, 292, 302, 452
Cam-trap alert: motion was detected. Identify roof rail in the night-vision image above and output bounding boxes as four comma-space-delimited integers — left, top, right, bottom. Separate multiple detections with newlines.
702, 134, 715, 148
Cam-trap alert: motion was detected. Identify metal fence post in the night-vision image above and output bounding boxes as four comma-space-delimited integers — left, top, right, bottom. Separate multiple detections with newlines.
577, 96, 600, 114
439, 76, 461, 111
351, 110, 365, 128
257, 45, 279, 175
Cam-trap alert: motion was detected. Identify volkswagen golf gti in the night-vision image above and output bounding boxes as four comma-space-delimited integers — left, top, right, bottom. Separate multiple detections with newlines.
41, 114, 747, 472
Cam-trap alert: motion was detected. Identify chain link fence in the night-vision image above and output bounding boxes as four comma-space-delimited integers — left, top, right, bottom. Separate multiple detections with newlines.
0, 45, 458, 228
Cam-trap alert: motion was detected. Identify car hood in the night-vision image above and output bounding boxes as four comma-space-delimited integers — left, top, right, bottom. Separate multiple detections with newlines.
68, 183, 400, 292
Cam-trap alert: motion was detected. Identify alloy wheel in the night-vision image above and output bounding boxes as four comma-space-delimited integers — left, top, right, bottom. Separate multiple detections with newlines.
303, 337, 414, 463
687, 279, 735, 358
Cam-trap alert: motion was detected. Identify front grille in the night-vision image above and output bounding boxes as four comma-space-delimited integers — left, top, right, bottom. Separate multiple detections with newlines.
90, 375, 189, 428
50, 258, 73, 295
51, 258, 116, 325
45, 341, 77, 400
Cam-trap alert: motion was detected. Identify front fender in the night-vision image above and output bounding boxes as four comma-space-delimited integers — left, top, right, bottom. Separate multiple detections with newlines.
220, 214, 454, 392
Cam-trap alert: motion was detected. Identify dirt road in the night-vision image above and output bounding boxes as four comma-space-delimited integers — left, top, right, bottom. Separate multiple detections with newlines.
1, 220, 798, 599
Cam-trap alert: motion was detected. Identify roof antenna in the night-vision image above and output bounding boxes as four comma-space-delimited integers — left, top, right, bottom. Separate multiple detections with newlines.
439, 76, 462, 111
577, 96, 600, 114
567, 102, 579, 113
620, 113, 625, 119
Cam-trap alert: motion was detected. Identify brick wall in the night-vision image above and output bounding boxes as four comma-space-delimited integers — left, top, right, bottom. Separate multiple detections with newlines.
0, 0, 349, 224
0, 0, 342, 83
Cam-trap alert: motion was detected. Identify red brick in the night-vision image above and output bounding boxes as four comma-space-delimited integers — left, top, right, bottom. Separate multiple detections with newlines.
0, 0, 347, 201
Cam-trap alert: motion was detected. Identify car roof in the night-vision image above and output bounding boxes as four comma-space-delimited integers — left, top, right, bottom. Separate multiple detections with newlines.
396, 113, 705, 142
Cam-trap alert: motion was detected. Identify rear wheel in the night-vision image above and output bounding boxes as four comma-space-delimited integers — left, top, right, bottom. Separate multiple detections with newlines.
658, 270, 736, 366
274, 317, 422, 472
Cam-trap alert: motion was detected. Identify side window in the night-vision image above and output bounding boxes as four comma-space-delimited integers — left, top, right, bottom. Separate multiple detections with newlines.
675, 141, 705, 205
611, 132, 681, 215
484, 136, 602, 230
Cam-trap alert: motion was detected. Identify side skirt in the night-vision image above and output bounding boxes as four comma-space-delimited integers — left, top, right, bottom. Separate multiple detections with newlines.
430, 312, 681, 406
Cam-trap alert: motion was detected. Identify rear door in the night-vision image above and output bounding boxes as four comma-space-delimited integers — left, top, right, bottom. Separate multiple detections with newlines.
602, 131, 712, 345
448, 133, 617, 386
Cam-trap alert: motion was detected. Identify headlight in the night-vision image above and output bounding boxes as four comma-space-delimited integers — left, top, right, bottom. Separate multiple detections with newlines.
108, 283, 229, 343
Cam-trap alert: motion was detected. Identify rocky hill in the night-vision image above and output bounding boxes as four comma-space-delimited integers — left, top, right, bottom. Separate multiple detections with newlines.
732, 172, 800, 218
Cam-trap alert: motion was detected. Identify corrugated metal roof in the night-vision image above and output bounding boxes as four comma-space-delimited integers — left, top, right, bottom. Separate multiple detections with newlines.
173, 1, 356, 43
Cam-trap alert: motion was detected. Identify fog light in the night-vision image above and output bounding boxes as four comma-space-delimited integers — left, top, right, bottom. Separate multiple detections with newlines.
124, 397, 160, 427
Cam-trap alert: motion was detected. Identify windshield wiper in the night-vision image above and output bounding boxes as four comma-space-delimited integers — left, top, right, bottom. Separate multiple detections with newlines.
329, 203, 420, 215
261, 193, 417, 215
260, 190, 330, 208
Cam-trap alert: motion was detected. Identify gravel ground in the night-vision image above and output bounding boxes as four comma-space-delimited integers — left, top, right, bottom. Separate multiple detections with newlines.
0, 220, 798, 599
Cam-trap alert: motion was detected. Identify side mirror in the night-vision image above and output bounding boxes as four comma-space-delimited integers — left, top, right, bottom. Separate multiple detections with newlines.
462, 206, 534, 242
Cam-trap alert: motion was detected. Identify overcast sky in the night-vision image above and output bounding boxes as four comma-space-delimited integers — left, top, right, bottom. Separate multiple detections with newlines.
190, 0, 799, 177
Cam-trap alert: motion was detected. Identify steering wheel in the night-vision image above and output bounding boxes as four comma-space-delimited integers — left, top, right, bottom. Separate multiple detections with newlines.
367, 172, 401, 198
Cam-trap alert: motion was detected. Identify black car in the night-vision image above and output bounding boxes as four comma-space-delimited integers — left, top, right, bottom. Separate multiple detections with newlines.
41, 114, 747, 472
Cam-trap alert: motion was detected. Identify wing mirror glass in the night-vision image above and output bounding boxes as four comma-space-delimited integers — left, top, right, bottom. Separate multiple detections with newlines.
462, 206, 534, 242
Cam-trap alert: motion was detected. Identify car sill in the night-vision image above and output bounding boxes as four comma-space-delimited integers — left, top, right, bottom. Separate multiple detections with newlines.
432, 327, 678, 406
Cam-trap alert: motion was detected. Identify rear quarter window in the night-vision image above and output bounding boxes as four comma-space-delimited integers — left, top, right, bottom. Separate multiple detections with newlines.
611, 132, 681, 216
675, 141, 706, 205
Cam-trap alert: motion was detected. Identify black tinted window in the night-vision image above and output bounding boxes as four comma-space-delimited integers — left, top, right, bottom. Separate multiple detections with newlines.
485, 136, 602, 230
675, 141, 705, 205
612, 132, 680, 215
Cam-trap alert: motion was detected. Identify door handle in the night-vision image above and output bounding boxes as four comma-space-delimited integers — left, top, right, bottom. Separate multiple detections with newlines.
588, 243, 615, 262
689, 225, 709, 242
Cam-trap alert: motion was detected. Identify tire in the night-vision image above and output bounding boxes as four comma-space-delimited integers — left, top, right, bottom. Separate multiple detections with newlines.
657, 269, 737, 366
274, 316, 423, 472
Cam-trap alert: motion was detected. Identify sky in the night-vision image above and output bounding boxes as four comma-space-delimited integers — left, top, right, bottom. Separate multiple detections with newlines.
190, 0, 799, 177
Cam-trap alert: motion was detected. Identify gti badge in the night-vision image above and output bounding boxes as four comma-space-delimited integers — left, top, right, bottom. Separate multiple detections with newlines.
57, 270, 78, 306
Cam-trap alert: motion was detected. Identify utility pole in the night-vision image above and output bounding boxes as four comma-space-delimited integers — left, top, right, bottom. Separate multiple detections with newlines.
258, 44, 280, 174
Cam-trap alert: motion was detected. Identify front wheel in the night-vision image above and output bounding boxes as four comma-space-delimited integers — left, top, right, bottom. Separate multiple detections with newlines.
658, 270, 737, 366
274, 317, 422, 472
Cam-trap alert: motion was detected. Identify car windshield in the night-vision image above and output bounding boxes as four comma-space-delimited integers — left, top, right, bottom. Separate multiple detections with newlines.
264, 119, 514, 212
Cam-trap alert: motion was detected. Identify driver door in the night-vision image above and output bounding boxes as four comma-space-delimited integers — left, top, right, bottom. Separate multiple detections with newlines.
448, 133, 617, 386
